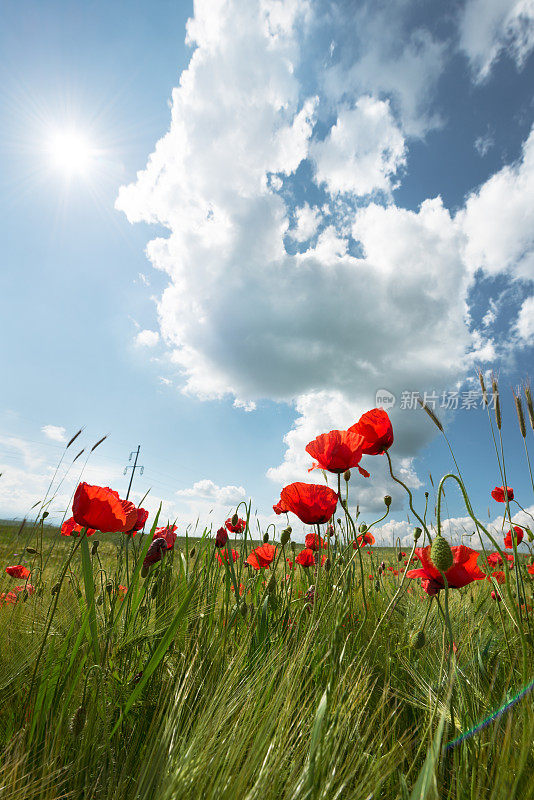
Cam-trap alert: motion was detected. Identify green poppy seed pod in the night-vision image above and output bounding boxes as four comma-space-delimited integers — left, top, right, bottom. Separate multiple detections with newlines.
430, 535, 453, 572
413, 527, 422, 541
240, 602, 248, 618
344, 469, 351, 482
231, 513, 239, 527
26, 547, 38, 555
280, 527, 291, 547
91, 541, 99, 556
411, 630, 426, 649
70, 705, 87, 738
263, 532, 269, 544
384, 495, 392, 507
189, 547, 196, 558
359, 523, 368, 533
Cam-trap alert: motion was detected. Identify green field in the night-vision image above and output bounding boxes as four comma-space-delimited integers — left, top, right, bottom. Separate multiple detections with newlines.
1, 496, 534, 800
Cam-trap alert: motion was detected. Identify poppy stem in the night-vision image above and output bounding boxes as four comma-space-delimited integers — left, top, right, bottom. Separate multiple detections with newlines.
385, 452, 432, 543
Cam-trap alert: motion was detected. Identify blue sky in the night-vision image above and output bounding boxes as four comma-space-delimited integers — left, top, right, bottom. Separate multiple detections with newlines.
1, 0, 533, 544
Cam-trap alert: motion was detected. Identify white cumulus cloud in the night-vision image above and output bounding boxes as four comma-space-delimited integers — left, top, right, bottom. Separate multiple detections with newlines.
136, 329, 160, 347
459, 0, 534, 82
177, 479, 246, 506
41, 425, 67, 443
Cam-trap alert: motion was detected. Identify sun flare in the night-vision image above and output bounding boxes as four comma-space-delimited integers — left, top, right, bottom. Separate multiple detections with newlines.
47, 130, 95, 176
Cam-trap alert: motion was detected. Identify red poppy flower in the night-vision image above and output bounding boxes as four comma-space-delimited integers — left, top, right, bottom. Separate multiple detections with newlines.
5, 565, 30, 579
14, 584, 35, 595
305, 429, 369, 475
348, 408, 394, 455
72, 483, 138, 533
129, 507, 149, 533
286, 559, 295, 570
487, 570, 506, 584
406, 545, 485, 596
279, 482, 338, 525
154, 524, 178, 550
353, 531, 375, 547
488, 551, 514, 566
216, 548, 240, 565
528, 564, 534, 575
491, 486, 514, 502
231, 582, 246, 596
215, 527, 228, 548
305, 533, 327, 551
246, 543, 277, 569
295, 548, 315, 567
117, 585, 127, 600
504, 526, 523, 549
0, 591, 18, 605
225, 517, 247, 534
273, 499, 289, 515
142, 537, 167, 569
61, 517, 96, 537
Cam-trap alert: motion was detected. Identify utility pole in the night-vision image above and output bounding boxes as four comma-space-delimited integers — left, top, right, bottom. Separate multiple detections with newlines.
124, 445, 144, 501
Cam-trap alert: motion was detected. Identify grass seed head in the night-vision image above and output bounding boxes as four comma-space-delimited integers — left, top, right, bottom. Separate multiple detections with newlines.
70, 705, 87, 738
491, 374, 501, 429
479, 371, 488, 406
525, 382, 534, 431
513, 389, 526, 438
417, 395, 443, 432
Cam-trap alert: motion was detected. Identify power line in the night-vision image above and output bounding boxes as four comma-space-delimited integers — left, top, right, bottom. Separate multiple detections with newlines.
124, 445, 144, 501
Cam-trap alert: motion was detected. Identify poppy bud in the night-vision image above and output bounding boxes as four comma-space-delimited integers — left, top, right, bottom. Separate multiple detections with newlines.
215, 527, 228, 548
411, 630, 426, 649
26, 547, 38, 555
231, 513, 239, 527
42, 511, 49, 519
413, 527, 422, 541
70, 705, 87, 738
380, 561, 386, 571
324, 558, 331, 571
359, 523, 367, 534
397, 551, 403, 562
189, 547, 196, 558
267, 576, 276, 594
106, 582, 114, 595
384, 495, 392, 507
91, 541, 99, 556
424, 491, 429, 498
326, 524, 334, 537
291, 542, 296, 553
343, 469, 351, 482
263, 532, 269, 544
378, 566, 383, 575
491, 590, 501, 602
430, 535, 453, 572
240, 602, 248, 618
374, 581, 380, 591
280, 528, 291, 547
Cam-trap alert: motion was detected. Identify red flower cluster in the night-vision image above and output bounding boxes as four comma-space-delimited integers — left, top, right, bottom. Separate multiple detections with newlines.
246, 543, 277, 570
61, 518, 96, 537
406, 544, 485, 596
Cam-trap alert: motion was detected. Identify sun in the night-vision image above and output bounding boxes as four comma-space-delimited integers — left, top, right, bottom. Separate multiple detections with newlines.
47, 129, 95, 176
